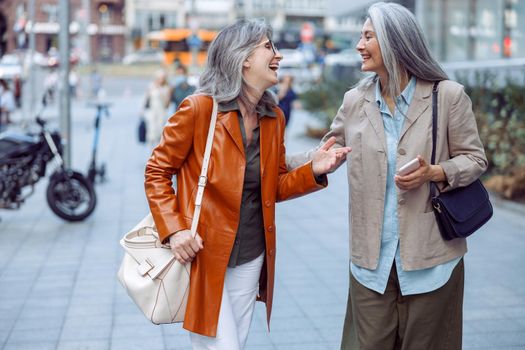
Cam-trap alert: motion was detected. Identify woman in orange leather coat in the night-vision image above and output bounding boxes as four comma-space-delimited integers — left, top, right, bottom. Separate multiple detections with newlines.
144, 19, 350, 350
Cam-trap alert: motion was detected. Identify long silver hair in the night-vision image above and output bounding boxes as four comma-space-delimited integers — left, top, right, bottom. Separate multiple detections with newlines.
197, 18, 276, 113
358, 2, 448, 98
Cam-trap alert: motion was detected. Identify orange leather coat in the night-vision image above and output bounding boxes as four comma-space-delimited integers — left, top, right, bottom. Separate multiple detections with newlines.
145, 95, 325, 336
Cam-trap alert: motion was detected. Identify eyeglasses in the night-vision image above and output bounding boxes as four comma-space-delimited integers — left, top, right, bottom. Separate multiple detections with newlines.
254, 40, 277, 55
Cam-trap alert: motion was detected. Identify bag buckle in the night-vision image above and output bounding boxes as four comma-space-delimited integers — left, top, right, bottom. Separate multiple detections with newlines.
137, 258, 154, 276
198, 176, 207, 187
433, 202, 442, 213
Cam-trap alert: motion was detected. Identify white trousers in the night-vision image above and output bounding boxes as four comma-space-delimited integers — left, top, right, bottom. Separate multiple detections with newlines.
190, 253, 264, 350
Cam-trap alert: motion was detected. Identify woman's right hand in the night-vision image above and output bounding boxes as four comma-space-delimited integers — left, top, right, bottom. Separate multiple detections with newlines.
169, 230, 204, 264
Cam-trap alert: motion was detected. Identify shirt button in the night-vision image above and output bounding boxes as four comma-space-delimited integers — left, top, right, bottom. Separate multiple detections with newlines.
398, 148, 406, 155
265, 200, 271, 207
267, 225, 274, 232
398, 198, 405, 205
268, 249, 275, 256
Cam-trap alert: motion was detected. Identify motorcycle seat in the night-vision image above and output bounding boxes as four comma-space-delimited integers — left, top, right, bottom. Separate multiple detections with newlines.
0, 133, 40, 160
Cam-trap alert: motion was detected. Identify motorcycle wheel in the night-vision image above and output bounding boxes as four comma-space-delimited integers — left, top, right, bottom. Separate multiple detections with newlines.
46, 170, 97, 222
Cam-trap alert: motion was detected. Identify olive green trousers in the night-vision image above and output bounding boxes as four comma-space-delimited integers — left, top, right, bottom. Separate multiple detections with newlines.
341, 259, 464, 350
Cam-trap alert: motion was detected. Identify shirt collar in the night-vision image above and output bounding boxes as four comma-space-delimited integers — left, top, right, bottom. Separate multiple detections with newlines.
218, 99, 277, 118
374, 76, 417, 108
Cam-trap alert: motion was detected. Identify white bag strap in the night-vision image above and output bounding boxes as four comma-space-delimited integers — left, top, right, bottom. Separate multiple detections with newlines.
190, 97, 218, 238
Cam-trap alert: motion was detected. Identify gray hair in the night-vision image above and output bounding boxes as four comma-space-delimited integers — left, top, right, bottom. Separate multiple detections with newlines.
196, 18, 276, 113
358, 2, 448, 98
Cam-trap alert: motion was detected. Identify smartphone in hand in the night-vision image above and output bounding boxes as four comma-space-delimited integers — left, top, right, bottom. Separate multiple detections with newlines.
397, 158, 421, 176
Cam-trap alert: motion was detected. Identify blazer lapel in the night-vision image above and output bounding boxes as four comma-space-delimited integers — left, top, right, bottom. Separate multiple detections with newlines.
218, 111, 244, 156
363, 88, 387, 153
399, 80, 432, 142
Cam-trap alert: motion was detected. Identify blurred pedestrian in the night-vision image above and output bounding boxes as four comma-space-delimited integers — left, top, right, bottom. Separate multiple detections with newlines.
287, 3, 488, 349
0, 79, 16, 127
277, 74, 297, 126
144, 18, 349, 350
170, 64, 195, 111
90, 67, 102, 98
143, 69, 170, 145
44, 69, 58, 103
69, 68, 79, 99
13, 75, 22, 108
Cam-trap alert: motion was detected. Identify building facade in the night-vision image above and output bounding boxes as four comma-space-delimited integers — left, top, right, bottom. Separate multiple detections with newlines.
325, 0, 415, 49
234, 0, 328, 48
326, 0, 524, 63
125, 0, 234, 51
0, 0, 126, 62
417, 0, 524, 62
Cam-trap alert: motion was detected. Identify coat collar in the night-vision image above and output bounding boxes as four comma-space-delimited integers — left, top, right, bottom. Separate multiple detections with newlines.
362, 78, 434, 149
218, 99, 277, 118
217, 99, 279, 163
399, 79, 433, 142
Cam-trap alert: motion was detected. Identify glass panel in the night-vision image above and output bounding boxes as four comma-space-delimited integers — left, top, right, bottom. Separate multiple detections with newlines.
474, 0, 504, 60
508, 0, 525, 58
445, 0, 470, 61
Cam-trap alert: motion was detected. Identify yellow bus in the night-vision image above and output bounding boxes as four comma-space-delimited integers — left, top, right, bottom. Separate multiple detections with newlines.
146, 28, 217, 66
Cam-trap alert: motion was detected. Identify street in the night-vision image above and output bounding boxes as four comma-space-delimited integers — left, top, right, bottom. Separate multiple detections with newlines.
0, 75, 524, 350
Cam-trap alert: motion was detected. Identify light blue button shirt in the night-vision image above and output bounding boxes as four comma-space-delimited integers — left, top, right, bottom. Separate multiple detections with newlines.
351, 77, 461, 296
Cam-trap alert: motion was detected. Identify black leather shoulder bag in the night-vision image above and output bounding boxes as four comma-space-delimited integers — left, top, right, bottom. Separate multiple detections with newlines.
430, 81, 493, 240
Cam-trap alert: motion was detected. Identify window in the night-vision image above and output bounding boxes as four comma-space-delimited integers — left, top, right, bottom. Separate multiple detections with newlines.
444, 1, 470, 61
508, 0, 524, 58
474, 0, 504, 60
98, 4, 112, 25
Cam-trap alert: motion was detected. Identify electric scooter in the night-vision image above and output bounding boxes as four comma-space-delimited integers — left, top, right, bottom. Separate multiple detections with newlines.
86, 101, 111, 184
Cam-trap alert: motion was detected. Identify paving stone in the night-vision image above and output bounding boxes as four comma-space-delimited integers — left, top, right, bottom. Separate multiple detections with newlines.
3, 341, 56, 350
56, 339, 109, 350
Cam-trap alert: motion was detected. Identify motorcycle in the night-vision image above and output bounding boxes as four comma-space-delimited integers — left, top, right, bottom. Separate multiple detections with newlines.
0, 100, 97, 222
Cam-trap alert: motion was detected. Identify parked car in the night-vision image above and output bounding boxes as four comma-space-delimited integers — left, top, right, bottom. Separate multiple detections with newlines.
324, 49, 362, 67
323, 49, 362, 81
122, 48, 164, 65
279, 49, 308, 68
0, 54, 23, 80
277, 48, 321, 93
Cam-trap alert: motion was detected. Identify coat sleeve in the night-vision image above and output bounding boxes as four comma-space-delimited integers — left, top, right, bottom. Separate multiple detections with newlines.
275, 112, 327, 202
439, 84, 488, 191
285, 90, 350, 170
144, 97, 196, 242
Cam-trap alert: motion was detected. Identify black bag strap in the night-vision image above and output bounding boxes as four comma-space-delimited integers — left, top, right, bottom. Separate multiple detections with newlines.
430, 81, 440, 197
431, 81, 440, 165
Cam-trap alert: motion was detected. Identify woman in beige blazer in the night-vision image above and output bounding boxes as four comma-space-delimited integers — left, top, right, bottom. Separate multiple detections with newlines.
288, 2, 487, 349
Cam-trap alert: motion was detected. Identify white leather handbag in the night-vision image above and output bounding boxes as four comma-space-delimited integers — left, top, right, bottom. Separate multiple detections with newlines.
117, 98, 218, 324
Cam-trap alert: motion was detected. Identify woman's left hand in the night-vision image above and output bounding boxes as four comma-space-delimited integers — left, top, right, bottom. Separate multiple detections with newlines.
394, 155, 445, 190
311, 137, 352, 176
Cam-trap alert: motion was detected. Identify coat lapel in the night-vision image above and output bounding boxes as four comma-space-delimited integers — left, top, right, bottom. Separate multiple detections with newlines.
363, 88, 387, 153
399, 80, 432, 142
218, 110, 244, 156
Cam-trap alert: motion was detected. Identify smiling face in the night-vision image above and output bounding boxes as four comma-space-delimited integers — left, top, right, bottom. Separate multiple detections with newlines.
243, 37, 283, 92
355, 18, 386, 76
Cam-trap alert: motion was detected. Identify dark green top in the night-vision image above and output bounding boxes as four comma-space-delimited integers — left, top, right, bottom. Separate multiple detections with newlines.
218, 100, 276, 267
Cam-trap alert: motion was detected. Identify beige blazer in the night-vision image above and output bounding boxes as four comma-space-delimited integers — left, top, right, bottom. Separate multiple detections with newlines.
288, 79, 488, 270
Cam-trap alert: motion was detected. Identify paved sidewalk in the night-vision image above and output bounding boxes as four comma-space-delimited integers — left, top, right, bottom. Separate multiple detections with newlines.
1, 80, 524, 349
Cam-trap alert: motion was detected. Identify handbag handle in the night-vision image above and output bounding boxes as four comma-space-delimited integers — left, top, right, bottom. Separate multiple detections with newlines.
430, 81, 440, 197
189, 97, 218, 238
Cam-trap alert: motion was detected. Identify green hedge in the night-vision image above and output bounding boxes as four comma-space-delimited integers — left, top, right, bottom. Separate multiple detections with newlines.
459, 71, 525, 175
299, 68, 361, 129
